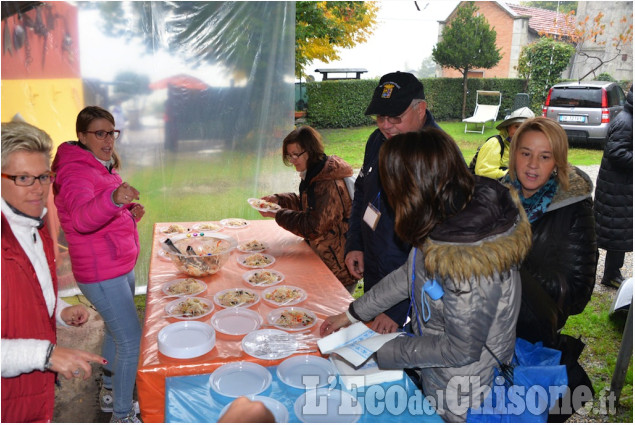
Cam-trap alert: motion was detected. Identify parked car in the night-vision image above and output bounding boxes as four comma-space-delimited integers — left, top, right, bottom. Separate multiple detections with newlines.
542, 81, 626, 147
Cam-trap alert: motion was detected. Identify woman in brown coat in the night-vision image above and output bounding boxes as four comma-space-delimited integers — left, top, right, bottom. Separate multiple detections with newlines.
259, 126, 358, 291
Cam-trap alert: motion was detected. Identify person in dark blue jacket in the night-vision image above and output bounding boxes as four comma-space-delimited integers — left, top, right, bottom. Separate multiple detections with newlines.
345, 71, 442, 334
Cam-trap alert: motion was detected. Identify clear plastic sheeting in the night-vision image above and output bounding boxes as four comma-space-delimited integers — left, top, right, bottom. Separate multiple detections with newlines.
1, 2, 296, 294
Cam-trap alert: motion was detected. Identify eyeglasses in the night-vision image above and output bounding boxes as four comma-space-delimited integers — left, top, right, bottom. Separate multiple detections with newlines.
373, 103, 418, 125
83, 130, 121, 140
1, 172, 56, 186
285, 150, 306, 160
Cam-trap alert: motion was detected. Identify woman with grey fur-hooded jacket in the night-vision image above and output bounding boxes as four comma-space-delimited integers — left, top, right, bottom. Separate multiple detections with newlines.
321, 129, 532, 422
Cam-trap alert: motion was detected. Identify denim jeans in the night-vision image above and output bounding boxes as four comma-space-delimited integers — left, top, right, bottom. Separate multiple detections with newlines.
78, 271, 141, 418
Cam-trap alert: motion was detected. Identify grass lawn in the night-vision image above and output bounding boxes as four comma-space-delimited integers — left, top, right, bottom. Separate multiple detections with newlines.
562, 291, 633, 422
319, 120, 604, 168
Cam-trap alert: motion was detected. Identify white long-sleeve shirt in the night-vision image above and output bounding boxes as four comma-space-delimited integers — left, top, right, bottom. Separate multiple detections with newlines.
1, 199, 70, 378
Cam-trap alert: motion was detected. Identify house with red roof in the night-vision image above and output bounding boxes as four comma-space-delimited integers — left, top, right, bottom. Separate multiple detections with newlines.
436, 1, 633, 81
437, 1, 573, 79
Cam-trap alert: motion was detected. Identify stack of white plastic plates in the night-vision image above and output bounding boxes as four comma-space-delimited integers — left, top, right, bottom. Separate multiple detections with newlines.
209, 361, 272, 398
157, 321, 215, 359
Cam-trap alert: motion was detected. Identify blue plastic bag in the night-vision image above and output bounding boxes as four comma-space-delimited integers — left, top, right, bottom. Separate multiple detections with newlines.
466, 338, 569, 422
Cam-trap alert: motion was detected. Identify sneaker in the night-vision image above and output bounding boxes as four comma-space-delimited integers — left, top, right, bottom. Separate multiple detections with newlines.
100, 386, 114, 412
110, 411, 141, 423
100, 387, 140, 414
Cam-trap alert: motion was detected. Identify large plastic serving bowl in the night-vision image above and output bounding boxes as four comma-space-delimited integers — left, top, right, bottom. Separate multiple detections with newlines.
161, 233, 237, 277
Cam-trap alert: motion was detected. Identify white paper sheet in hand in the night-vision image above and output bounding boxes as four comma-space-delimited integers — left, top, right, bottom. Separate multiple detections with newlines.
317, 322, 401, 367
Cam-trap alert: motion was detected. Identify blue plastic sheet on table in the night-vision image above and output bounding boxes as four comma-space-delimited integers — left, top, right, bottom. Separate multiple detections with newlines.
466, 338, 568, 423
165, 365, 445, 423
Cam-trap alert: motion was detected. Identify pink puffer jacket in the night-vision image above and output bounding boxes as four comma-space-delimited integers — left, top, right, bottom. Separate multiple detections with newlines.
52, 142, 139, 283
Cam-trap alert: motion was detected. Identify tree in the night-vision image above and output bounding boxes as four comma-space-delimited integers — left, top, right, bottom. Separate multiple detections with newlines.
417, 55, 437, 78
520, 1, 577, 14
432, 2, 502, 119
112, 71, 151, 129
295, 2, 378, 78
112, 71, 151, 102
516, 37, 575, 111
542, 8, 634, 81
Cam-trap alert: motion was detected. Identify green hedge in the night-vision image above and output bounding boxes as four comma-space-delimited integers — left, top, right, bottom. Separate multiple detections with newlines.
306, 77, 529, 128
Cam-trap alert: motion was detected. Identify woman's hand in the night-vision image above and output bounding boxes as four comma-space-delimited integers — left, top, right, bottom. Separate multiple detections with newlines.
113, 182, 140, 205
369, 313, 398, 334
48, 346, 107, 380
129, 203, 145, 221
258, 210, 277, 218
320, 312, 352, 337
261, 195, 278, 203
60, 305, 89, 327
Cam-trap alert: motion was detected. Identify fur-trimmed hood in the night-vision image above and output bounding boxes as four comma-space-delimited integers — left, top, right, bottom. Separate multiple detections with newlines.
549, 166, 593, 212
422, 177, 532, 286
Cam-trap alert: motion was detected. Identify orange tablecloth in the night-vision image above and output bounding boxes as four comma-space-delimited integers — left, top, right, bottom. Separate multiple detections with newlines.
137, 220, 354, 422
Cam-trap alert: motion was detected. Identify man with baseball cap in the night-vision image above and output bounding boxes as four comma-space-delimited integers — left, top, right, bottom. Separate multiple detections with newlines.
345, 71, 442, 334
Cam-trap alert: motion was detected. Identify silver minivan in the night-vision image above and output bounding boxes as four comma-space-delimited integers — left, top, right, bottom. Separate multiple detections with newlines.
542, 81, 626, 147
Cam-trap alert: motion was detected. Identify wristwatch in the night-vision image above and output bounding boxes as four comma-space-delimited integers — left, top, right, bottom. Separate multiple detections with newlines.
44, 343, 55, 370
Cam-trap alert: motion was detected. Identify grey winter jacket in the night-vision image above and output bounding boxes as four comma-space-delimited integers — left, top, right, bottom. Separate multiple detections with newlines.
349, 178, 532, 422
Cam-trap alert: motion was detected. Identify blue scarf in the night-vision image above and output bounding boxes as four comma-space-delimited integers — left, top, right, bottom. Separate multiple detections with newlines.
506, 176, 558, 223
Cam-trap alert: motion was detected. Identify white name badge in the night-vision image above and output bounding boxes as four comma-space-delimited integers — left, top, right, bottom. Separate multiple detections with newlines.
363, 203, 381, 231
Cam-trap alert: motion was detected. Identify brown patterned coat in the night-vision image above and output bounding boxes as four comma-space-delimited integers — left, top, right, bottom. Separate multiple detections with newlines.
272, 155, 357, 288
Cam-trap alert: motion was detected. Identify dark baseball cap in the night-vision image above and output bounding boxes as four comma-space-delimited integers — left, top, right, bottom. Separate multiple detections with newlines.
364, 72, 425, 116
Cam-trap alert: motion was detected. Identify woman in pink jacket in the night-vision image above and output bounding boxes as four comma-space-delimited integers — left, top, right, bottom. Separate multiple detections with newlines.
52, 106, 145, 423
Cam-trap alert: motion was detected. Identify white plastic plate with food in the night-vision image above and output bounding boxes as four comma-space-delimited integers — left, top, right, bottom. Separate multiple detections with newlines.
219, 218, 249, 229
294, 388, 362, 423
267, 307, 317, 331
219, 395, 289, 423
210, 308, 263, 336
237, 253, 275, 268
262, 285, 307, 306
161, 278, 207, 297
209, 361, 272, 398
164, 297, 214, 320
237, 239, 268, 253
242, 270, 284, 288
277, 355, 337, 390
160, 223, 188, 234
247, 198, 282, 212
157, 321, 215, 359
214, 288, 259, 309
241, 329, 299, 360
191, 222, 224, 232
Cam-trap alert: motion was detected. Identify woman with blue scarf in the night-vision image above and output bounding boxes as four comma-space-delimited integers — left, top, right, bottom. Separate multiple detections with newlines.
504, 117, 597, 420
505, 117, 597, 343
